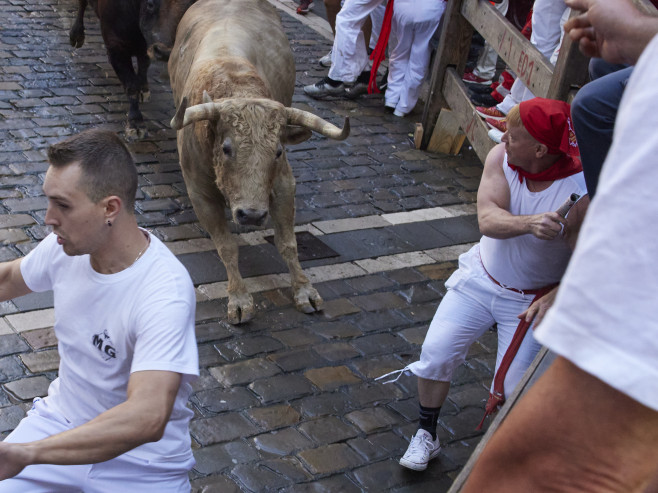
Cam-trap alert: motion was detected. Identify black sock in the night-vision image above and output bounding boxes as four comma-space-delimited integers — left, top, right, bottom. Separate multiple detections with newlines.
418, 404, 441, 440
356, 70, 371, 83
325, 76, 342, 87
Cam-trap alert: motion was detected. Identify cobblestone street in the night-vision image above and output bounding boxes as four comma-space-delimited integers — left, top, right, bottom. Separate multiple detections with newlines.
0, 0, 498, 491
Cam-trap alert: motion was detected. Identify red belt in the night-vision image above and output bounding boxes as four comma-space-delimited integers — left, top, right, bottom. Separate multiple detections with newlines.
480, 253, 548, 296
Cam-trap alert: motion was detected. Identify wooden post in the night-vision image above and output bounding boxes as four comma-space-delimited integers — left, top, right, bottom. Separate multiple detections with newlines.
420, 0, 473, 150
461, 0, 552, 97
546, 10, 590, 101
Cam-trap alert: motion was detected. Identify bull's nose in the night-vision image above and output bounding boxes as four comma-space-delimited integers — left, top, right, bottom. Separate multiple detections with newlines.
235, 208, 268, 226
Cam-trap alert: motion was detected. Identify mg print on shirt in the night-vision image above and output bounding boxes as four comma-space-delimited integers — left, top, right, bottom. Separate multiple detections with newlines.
92, 329, 117, 361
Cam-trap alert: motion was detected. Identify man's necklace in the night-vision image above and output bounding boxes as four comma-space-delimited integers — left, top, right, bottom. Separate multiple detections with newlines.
132, 230, 151, 265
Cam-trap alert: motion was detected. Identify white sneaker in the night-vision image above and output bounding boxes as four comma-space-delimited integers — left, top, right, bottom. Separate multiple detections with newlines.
399, 429, 441, 471
319, 49, 332, 67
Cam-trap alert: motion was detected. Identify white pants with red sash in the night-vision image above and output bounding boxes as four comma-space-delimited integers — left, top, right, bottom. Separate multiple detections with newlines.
408, 244, 544, 400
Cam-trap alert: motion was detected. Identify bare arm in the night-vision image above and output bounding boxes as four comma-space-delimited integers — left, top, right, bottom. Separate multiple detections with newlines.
518, 195, 590, 326
0, 259, 32, 302
462, 357, 658, 493
477, 144, 566, 240
565, 0, 658, 65
0, 370, 182, 480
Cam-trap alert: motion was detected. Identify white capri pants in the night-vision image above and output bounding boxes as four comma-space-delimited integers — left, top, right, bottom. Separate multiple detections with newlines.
0, 398, 193, 493
408, 245, 543, 399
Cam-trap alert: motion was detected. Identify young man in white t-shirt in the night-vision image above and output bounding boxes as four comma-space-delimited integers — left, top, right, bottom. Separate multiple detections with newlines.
0, 129, 199, 492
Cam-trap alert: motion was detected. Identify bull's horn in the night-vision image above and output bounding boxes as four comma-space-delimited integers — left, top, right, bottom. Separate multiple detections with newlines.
285, 107, 350, 141
170, 96, 189, 130
170, 98, 276, 129
170, 100, 233, 129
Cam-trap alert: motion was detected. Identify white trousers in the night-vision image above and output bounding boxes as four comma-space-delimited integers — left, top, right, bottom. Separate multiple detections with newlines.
329, 0, 387, 82
385, 0, 446, 115
497, 0, 569, 114
408, 245, 542, 400
473, 0, 509, 80
0, 398, 193, 493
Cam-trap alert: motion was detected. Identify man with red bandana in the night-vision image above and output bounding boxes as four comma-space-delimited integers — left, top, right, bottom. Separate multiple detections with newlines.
393, 98, 589, 472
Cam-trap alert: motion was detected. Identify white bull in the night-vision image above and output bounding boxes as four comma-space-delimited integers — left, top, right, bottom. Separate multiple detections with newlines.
168, 0, 349, 324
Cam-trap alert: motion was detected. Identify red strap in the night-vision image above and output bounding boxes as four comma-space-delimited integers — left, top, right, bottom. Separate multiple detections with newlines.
476, 284, 557, 430
367, 0, 394, 94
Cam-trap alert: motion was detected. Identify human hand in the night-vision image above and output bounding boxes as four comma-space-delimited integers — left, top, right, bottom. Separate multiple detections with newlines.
0, 442, 31, 480
527, 212, 566, 240
519, 287, 558, 328
565, 0, 656, 64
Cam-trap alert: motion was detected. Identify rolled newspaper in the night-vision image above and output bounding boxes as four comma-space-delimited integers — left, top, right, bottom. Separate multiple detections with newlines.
555, 193, 581, 217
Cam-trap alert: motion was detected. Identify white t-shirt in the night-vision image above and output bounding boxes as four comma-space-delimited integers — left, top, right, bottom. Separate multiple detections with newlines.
20, 231, 199, 464
535, 35, 658, 411
479, 154, 587, 290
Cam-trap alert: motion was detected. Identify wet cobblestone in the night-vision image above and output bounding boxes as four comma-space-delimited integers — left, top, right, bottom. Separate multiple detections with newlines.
0, 0, 502, 490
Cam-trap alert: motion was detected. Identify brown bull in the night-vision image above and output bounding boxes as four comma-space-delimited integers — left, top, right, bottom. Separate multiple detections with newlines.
168, 0, 349, 324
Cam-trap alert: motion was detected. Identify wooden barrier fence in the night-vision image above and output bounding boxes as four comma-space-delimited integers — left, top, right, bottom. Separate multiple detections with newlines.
417, 0, 658, 162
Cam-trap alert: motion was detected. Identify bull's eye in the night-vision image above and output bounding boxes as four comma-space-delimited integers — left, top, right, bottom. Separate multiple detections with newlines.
275, 147, 283, 159
222, 141, 232, 157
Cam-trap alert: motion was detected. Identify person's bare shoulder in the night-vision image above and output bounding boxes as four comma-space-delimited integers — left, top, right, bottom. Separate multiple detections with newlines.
483, 143, 506, 171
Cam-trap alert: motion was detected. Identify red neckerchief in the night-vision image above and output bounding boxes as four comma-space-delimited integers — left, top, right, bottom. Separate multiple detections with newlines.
367, 0, 394, 94
508, 154, 582, 184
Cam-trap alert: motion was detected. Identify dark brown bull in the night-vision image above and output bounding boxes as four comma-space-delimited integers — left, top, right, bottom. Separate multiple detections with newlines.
169, 0, 350, 324
68, 0, 195, 139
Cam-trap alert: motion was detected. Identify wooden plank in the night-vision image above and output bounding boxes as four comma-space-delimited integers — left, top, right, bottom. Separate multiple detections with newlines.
461, 0, 553, 98
448, 348, 557, 492
547, 10, 591, 100
443, 68, 495, 164
450, 131, 467, 155
413, 123, 423, 150
427, 109, 461, 154
420, 0, 473, 150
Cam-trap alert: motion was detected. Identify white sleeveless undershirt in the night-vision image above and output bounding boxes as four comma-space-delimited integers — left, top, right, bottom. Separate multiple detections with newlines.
479, 154, 587, 290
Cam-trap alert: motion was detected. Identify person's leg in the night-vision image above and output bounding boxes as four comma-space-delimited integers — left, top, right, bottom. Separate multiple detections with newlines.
323, 0, 342, 34
571, 66, 633, 197
530, 0, 567, 60
493, 77, 534, 115
306, 0, 383, 96
589, 57, 628, 80
0, 399, 87, 492
387, 0, 445, 116
329, 0, 384, 83
491, 293, 541, 400
402, 252, 496, 470
462, 357, 658, 493
471, 0, 509, 81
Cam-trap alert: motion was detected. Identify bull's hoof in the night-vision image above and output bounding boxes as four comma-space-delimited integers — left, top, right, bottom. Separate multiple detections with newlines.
124, 122, 148, 142
294, 284, 323, 314
140, 89, 151, 103
227, 293, 255, 325
69, 26, 85, 48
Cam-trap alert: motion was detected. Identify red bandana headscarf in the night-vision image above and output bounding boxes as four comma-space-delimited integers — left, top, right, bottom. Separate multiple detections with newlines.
508, 98, 582, 183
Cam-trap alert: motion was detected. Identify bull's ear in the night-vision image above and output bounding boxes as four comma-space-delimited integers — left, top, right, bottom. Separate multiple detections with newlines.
281, 125, 312, 145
